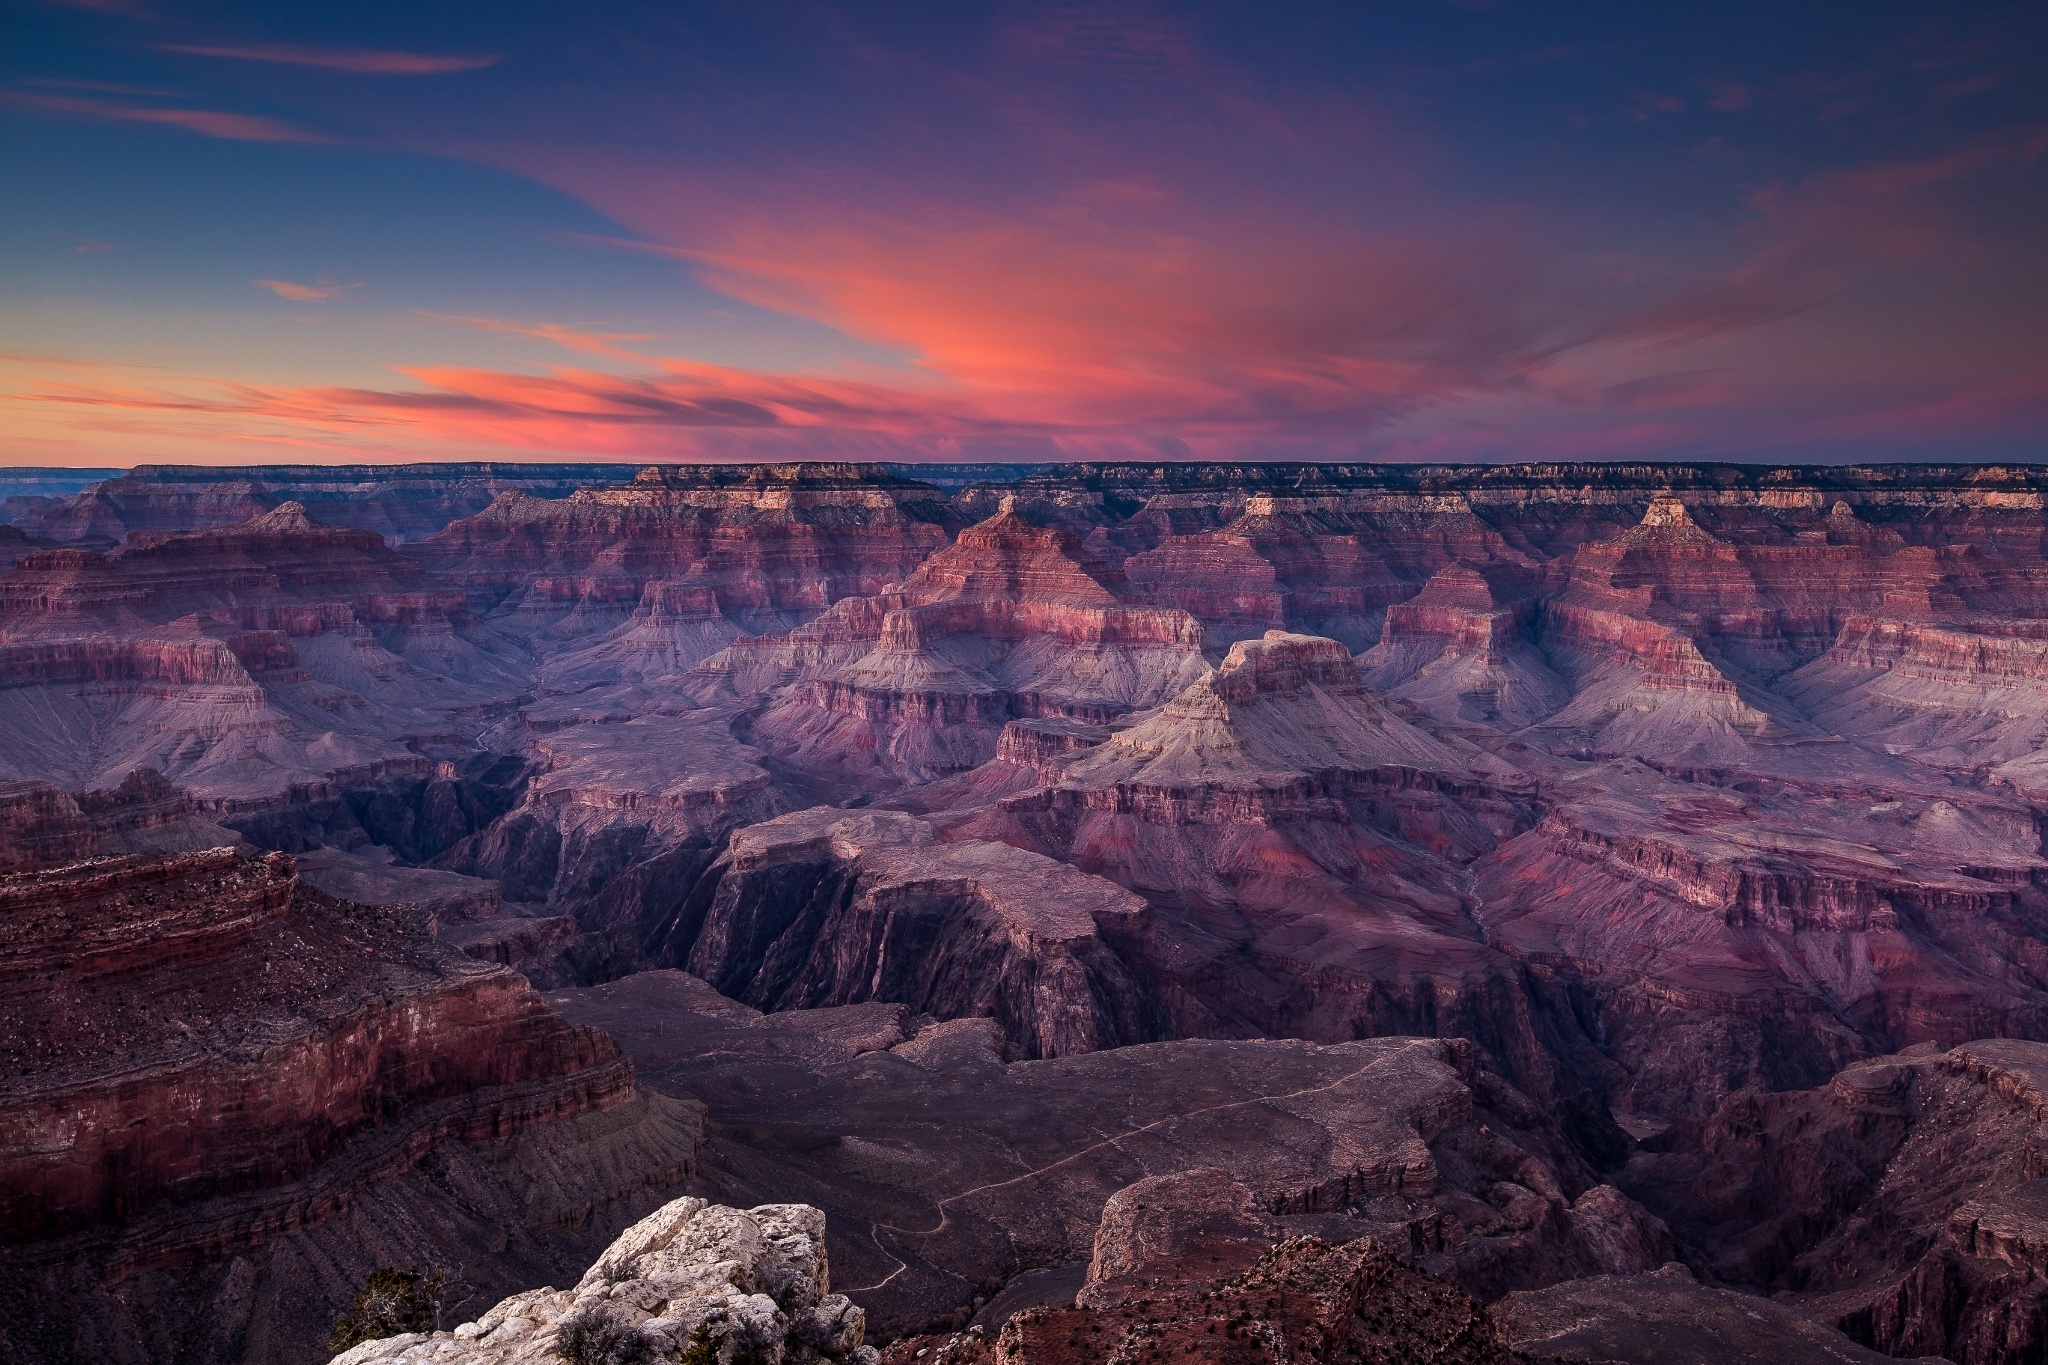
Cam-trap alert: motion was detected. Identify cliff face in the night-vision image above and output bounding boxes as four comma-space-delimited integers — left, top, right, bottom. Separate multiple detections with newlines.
411, 464, 965, 639
18, 460, 2048, 1363
0, 505, 521, 806
0, 847, 632, 1247
0, 835, 700, 1365
1621, 1040, 2048, 1365
15, 464, 646, 545
680, 808, 1154, 1058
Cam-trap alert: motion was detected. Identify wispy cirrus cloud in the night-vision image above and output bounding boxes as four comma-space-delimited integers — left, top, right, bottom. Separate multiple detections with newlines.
253, 278, 360, 302
414, 312, 664, 363
162, 43, 501, 75
2, 89, 319, 141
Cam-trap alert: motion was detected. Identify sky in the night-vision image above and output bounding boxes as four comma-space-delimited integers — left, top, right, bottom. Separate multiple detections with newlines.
2, 0, 2045, 467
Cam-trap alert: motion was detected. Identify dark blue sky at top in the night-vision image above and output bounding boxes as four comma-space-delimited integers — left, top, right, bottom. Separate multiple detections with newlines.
3, 0, 2043, 465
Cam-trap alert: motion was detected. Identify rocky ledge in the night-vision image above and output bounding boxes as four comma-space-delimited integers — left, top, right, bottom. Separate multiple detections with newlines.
331, 1196, 875, 1365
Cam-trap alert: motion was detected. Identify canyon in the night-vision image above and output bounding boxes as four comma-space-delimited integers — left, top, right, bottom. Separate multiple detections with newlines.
10, 459, 2048, 1363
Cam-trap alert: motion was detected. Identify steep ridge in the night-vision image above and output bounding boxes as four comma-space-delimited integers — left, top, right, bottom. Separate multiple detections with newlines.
1360, 561, 1567, 728
1623, 1040, 2048, 1364
0, 834, 702, 1365
946, 632, 1575, 1102
731, 498, 1207, 790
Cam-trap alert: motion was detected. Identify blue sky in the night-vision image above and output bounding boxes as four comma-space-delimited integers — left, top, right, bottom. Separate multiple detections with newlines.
4, 0, 2044, 465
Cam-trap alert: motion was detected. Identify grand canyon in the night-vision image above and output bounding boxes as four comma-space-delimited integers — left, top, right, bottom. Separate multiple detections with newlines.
5, 459, 2048, 1363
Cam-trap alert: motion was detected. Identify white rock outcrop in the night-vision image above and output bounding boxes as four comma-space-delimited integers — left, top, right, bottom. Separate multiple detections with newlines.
330, 1198, 876, 1365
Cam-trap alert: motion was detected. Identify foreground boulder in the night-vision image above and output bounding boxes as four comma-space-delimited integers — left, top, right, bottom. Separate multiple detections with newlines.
331, 1197, 875, 1365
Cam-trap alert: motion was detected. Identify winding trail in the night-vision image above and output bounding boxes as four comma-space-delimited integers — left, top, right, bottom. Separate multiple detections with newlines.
836, 1046, 1412, 1295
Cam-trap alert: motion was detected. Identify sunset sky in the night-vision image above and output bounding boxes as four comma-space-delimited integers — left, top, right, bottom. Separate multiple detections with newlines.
3, 0, 2045, 467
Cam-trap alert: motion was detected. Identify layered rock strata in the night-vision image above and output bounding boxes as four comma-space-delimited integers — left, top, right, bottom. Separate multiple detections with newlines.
680, 808, 1153, 1058
0, 845, 696, 1365
1624, 1039, 2048, 1364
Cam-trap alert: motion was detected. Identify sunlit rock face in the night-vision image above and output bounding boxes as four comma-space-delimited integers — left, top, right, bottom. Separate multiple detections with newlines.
14, 460, 2048, 1364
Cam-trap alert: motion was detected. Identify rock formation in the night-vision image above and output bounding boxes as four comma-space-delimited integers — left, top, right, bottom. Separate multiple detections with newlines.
18, 461, 2048, 1363
329, 1197, 874, 1365
553, 971, 1670, 1338
1623, 1039, 2048, 1363
0, 838, 698, 1365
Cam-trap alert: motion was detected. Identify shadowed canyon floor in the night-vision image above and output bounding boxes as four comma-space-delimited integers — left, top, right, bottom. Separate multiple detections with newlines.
13, 461, 2048, 1362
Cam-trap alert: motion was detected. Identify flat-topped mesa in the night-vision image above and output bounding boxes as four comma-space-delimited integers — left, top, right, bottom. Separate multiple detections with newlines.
1207, 629, 1361, 702
37, 502, 481, 646
0, 547, 157, 622
414, 465, 962, 639
684, 807, 1153, 1058
0, 847, 634, 1249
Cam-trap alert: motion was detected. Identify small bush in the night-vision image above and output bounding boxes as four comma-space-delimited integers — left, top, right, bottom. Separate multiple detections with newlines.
677, 1324, 720, 1365
556, 1306, 661, 1365
327, 1266, 455, 1352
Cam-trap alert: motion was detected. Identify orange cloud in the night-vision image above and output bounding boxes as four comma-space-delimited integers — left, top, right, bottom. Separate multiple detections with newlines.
161, 43, 501, 76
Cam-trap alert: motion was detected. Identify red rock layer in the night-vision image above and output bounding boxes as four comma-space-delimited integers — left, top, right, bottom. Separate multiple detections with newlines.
411, 462, 965, 633
739, 502, 1208, 787
0, 847, 632, 1254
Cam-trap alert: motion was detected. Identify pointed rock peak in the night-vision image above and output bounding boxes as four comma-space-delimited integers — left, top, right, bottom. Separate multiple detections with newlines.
999, 492, 1020, 516
1830, 499, 1857, 520
476, 489, 544, 516
906, 498, 1125, 605
1611, 494, 1722, 548
1213, 631, 1359, 700
243, 501, 325, 533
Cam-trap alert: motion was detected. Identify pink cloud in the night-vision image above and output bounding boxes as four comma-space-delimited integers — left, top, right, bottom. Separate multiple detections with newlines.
253, 278, 360, 302
2, 90, 318, 141
414, 313, 664, 362
161, 43, 501, 76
